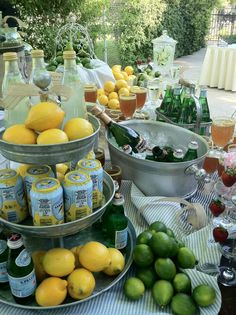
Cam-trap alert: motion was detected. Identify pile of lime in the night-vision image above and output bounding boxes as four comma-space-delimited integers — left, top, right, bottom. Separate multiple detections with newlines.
123, 221, 216, 315
136, 65, 161, 87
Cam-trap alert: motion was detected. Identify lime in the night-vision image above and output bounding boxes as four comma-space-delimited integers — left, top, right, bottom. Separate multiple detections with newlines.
123, 277, 145, 300
154, 257, 176, 281
168, 237, 179, 258
177, 247, 196, 269
192, 284, 216, 307
171, 293, 197, 315
152, 280, 174, 307
173, 273, 191, 294
136, 267, 157, 288
166, 228, 175, 238
136, 230, 153, 245
133, 244, 154, 267
149, 221, 167, 233
177, 239, 185, 248
148, 232, 172, 257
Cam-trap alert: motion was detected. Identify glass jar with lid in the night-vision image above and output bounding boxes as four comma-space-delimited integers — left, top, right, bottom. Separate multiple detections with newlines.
152, 30, 177, 74
3, 27, 22, 47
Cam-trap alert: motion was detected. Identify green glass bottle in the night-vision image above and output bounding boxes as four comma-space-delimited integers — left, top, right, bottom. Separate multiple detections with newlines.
92, 106, 147, 153
0, 230, 9, 290
189, 84, 197, 123
184, 141, 198, 161
178, 90, 193, 124
152, 146, 168, 162
104, 193, 128, 250
169, 86, 181, 123
7, 234, 36, 305
172, 148, 184, 162
199, 86, 211, 122
145, 148, 156, 161
158, 85, 173, 121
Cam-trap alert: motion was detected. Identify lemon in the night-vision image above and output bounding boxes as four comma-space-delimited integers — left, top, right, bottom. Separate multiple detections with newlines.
2, 124, 37, 144
107, 99, 120, 110
63, 118, 94, 141
113, 71, 124, 80
32, 250, 47, 283
104, 81, 116, 93
79, 241, 111, 272
43, 248, 75, 277
124, 66, 134, 75
116, 79, 128, 90
25, 101, 65, 132
56, 163, 69, 175
108, 92, 119, 100
118, 87, 130, 96
70, 245, 83, 268
37, 129, 69, 145
98, 94, 109, 106
121, 71, 129, 81
67, 268, 95, 300
35, 277, 68, 306
103, 248, 125, 276
97, 88, 105, 97
112, 65, 122, 72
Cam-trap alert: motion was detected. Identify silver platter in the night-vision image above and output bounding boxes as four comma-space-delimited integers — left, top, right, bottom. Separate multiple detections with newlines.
0, 114, 100, 165
0, 219, 136, 310
0, 172, 115, 237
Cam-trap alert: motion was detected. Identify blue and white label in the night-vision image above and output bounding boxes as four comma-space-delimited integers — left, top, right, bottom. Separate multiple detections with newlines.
15, 249, 31, 267
115, 227, 128, 250
8, 269, 36, 297
0, 261, 8, 283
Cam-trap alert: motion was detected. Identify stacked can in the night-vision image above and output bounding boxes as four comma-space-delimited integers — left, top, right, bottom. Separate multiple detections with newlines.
76, 159, 103, 209
30, 178, 64, 226
63, 170, 93, 222
24, 165, 54, 215
0, 169, 28, 223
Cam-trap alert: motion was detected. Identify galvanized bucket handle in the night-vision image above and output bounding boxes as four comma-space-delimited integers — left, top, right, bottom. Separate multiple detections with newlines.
138, 197, 207, 234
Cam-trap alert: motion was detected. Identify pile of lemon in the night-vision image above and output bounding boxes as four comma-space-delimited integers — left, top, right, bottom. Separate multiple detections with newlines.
2, 101, 94, 145
33, 241, 125, 307
98, 65, 136, 110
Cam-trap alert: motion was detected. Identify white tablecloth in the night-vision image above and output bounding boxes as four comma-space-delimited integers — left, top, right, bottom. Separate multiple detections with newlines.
199, 45, 236, 91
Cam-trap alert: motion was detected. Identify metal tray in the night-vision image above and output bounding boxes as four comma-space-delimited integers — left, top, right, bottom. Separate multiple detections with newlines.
0, 172, 115, 238
0, 219, 136, 310
0, 114, 100, 165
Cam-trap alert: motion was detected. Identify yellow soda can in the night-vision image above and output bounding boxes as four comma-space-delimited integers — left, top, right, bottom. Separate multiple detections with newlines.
76, 159, 103, 209
30, 177, 64, 226
24, 165, 54, 215
0, 169, 28, 223
63, 170, 93, 222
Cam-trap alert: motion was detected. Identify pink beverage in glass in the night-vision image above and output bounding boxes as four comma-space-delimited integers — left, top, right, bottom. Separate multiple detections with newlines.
84, 84, 97, 103
211, 117, 235, 147
119, 93, 136, 119
130, 86, 147, 109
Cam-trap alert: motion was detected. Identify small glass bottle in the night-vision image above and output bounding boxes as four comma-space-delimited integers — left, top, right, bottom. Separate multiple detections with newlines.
189, 84, 197, 123
7, 234, 36, 305
0, 229, 9, 290
2, 52, 29, 126
61, 50, 87, 124
199, 86, 211, 122
172, 148, 184, 162
152, 146, 168, 162
178, 90, 192, 124
105, 193, 128, 250
184, 141, 198, 161
169, 85, 181, 123
159, 84, 173, 116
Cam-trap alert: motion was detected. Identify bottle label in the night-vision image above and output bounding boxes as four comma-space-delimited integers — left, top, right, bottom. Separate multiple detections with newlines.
0, 240, 7, 255
115, 227, 128, 249
0, 261, 8, 283
8, 269, 36, 297
15, 249, 31, 267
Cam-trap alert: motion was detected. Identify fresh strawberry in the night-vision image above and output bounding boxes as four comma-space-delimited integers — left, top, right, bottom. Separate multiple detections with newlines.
209, 199, 225, 217
213, 226, 228, 243
221, 170, 236, 187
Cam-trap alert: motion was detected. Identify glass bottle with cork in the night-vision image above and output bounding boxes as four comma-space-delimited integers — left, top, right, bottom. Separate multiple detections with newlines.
2, 52, 30, 127
7, 233, 36, 305
61, 50, 87, 124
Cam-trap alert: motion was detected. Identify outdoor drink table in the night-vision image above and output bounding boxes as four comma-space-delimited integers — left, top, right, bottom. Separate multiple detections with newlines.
199, 45, 236, 91
0, 178, 234, 314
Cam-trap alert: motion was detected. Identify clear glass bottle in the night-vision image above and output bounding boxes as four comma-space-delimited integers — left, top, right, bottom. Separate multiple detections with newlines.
7, 234, 36, 305
199, 86, 211, 122
0, 229, 9, 290
2, 52, 29, 126
184, 141, 198, 161
104, 192, 128, 250
61, 50, 87, 124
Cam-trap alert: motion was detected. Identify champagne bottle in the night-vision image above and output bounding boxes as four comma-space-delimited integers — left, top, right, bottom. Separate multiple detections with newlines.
91, 106, 147, 153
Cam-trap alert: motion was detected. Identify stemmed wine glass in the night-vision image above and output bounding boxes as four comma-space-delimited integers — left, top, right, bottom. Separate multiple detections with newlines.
210, 116, 235, 158
119, 93, 137, 120
130, 86, 148, 119
218, 238, 236, 286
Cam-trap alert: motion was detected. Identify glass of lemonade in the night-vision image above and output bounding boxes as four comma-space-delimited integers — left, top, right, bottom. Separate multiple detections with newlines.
130, 86, 147, 119
119, 93, 137, 120
84, 83, 97, 103
211, 116, 235, 158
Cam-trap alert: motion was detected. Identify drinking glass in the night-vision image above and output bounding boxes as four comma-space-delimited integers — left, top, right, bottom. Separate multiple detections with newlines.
104, 164, 122, 187
84, 83, 97, 103
130, 86, 147, 119
210, 116, 235, 158
147, 78, 162, 106
169, 65, 181, 86
94, 147, 105, 167
218, 239, 236, 286
119, 93, 136, 120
